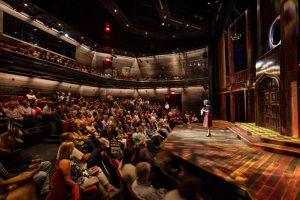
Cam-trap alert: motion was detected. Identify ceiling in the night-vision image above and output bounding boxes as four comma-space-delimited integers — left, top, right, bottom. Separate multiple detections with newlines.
2, 0, 248, 55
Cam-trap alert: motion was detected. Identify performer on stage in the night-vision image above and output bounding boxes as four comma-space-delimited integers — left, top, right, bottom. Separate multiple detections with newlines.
201, 100, 212, 137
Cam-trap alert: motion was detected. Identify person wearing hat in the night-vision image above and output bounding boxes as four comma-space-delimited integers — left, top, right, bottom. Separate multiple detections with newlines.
201, 100, 212, 137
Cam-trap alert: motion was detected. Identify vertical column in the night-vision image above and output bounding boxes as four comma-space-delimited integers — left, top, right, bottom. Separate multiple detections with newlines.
228, 28, 235, 122
218, 34, 227, 120
280, 0, 299, 137
0, 11, 3, 33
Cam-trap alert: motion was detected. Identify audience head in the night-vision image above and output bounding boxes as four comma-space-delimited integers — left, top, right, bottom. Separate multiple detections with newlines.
178, 176, 204, 200
60, 132, 75, 143
98, 137, 110, 149
135, 162, 151, 183
57, 142, 74, 162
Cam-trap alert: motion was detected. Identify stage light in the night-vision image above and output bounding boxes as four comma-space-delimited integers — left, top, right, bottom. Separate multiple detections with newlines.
105, 23, 111, 32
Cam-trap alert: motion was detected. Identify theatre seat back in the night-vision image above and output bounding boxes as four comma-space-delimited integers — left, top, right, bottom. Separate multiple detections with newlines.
49, 169, 68, 200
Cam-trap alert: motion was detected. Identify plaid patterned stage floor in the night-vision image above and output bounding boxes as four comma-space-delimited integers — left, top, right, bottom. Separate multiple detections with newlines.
161, 122, 300, 200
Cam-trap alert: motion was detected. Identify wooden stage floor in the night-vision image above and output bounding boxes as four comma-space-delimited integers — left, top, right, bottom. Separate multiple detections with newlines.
161, 121, 300, 200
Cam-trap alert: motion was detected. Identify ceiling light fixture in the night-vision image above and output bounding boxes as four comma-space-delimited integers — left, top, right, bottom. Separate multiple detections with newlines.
64, 33, 69, 37
172, 35, 176, 38
163, 15, 167, 19
114, 9, 117, 13
24, 3, 28, 7
81, 36, 84, 39
33, 28, 37, 31
161, 22, 165, 26
58, 23, 61, 26
208, 2, 211, 5
126, 24, 129, 27
145, 32, 148, 35
186, 24, 190, 27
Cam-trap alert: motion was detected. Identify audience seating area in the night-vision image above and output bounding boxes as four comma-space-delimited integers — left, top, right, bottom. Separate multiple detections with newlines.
0, 90, 203, 200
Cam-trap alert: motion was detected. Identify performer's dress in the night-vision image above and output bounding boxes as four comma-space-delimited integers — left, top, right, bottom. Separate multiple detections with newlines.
203, 112, 212, 128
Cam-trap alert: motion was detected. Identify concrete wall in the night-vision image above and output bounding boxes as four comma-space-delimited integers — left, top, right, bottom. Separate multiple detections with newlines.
0, 72, 207, 112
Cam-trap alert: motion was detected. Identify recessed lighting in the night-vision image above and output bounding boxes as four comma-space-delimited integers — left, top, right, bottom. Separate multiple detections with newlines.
126, 24, 129, 27
162, 22, 165, 26
24, 3, 28, 7
145, 32, 148, 35
114, 9, 118, 13
186, 24, 190, 27
64, 33, 68, 37
208, 2, 211, 5
58, 23, 62, 26
163, 15, 167, 19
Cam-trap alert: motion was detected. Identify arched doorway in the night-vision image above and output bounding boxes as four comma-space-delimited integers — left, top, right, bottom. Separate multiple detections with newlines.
256, 76, 280, 132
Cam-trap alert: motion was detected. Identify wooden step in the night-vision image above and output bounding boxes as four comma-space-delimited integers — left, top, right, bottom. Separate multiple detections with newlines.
253, 142, 300, 157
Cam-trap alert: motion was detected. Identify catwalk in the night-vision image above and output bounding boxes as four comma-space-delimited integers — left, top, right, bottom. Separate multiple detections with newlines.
161, 121, 300, 200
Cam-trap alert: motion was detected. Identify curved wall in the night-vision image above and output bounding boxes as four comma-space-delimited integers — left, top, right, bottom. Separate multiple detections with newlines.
0, 72, 208, 112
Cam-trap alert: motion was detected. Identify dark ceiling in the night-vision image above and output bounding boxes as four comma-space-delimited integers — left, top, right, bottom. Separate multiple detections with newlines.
2, 0, 249, 55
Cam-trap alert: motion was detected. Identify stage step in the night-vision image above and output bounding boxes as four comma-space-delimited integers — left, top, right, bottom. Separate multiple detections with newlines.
229, 126, 300, 157
253, 142, 300, 157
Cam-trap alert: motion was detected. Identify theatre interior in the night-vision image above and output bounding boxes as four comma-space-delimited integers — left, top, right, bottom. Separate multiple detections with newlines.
0, 0, 300, 199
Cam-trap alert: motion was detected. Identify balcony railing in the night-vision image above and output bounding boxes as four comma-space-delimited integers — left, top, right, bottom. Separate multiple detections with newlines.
230, 69, 249, 85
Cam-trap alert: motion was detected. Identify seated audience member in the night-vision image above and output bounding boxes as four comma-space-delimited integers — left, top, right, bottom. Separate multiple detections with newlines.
164, 176, 205, 200
3, 102, 23, 121
60, 132, 100, 169
57, 142, 119, 198
118, 148, 136, 184
132, 162, 167, 200
132, 135, 154, 165
0, 154, 51, 196
0, 178, 38, 200
18, 100, 35, 128
26, 89, 37, 106
18, 100, 34, 117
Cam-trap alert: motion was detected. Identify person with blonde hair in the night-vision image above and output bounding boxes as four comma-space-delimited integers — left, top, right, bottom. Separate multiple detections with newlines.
57, 142, 119, 198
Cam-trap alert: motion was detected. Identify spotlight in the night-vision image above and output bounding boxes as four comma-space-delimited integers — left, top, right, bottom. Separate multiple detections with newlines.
114, 9, 117, 13
58, 23, 62, 26
24, 3, 28, 7
161, 22, 165, 26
